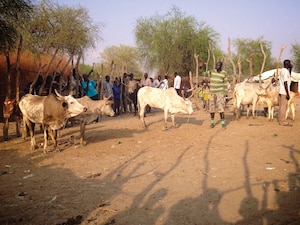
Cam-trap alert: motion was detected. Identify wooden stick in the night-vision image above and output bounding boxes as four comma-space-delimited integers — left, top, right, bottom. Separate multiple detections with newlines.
259, 42, 266, 84
275, 44, 286, 83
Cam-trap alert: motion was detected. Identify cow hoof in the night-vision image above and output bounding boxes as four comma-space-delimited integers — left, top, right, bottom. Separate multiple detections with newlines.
80, 141, 87, 147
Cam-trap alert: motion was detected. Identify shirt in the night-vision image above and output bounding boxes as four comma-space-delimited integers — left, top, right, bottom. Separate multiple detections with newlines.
279, 68, 291, 95
141, 78, 152, 87
208, 70, 228, 94
159, 79, 168, 89
81, 80, 98, 97
174, 75, 181, 89
102, 81, 113, 98
112, 85, 120, 100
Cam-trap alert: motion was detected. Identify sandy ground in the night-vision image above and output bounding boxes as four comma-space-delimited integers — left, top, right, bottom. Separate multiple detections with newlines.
0, 98, 300, 225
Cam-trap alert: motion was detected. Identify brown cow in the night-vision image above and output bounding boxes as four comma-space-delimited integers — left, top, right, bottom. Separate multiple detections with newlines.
74, 96, 115, 145
19, 91, 86, 153
3, 98, 22, 141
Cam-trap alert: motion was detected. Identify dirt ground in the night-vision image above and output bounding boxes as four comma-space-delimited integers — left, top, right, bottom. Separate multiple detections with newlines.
0, 97, 300, 225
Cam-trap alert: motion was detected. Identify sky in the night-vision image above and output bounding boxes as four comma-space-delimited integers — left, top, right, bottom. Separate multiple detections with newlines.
58, 0, 300, 66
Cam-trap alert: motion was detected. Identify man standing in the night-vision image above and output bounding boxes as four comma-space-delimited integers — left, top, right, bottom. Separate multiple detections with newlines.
158, 75, 169, 89
141, 73, 152, 87
81, 71, 99, 100
278, 59, 292, 126
152, 75, 161, 88
102, 75, 113, 98
207, 62, 228, 129
173, 72, 181, 95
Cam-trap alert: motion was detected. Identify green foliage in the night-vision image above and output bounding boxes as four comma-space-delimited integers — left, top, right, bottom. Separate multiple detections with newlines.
0, 0, 33, 53
23, 0, 102, 60
233, 37, 274, 78
291, 42, 300, 72
99, 45, 141, 78
135, 6, 219, 76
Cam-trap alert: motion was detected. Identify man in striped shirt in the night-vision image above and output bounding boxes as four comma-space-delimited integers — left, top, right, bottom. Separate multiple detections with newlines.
207, 61, 228, 128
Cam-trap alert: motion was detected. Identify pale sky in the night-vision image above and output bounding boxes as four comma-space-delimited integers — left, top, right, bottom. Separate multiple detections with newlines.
58, 0, 300, 65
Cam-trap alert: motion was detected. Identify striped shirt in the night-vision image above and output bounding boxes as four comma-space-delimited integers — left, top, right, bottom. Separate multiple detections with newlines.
208, 70, 228, 94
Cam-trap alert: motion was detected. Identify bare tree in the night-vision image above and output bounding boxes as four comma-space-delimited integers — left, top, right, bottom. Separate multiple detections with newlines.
275, 45, 286, 84
259, 42, 267, 84
228, 38, 237, 84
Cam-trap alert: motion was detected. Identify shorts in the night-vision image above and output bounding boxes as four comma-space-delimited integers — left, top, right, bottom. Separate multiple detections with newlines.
203, 93, 210, 101
209, 93, 225, 113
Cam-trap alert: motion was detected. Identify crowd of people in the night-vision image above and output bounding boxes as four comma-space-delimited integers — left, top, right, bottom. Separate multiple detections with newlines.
21, 59, 293, 128
23, 70, 184, 117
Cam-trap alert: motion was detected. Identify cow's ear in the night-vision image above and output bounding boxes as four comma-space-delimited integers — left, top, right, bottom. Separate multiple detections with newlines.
62, 102, 68, 108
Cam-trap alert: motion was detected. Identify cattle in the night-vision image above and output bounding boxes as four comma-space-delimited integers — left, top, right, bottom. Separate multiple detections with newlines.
19, 91, 86, 153
258, 91, 296, 121
73, 96, 115, 145
3, 98, 22, 140
137, 87, 193, 129
233, 80, 273, 120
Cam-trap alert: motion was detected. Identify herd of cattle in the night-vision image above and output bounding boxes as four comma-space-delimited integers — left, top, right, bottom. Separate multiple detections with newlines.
2, 78, 297, 153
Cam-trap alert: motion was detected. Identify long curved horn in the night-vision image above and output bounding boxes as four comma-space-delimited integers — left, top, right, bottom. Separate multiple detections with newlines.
54, 89, 63, 99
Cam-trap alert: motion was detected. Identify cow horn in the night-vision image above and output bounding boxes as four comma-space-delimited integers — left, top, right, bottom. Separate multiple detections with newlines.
54, 89, 63, 98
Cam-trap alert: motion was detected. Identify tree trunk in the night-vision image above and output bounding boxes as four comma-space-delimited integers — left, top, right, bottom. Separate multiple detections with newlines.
194, 54, 199, 85
3, 48, 11, 141
228, 38, 237, 84
237, 56, 242, 83
259, 42, 266, 84
275, 45, 286, 85
59, 53, 74, 94
75, 51, 83, 98
15, 35, 22, 137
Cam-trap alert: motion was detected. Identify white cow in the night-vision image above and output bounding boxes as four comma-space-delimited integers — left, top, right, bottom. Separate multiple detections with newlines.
137, 87, 193, 129
19, 91, 86, 153
233, 80, 273, 120
258, 91, 296, 121
74, 96, 115, 145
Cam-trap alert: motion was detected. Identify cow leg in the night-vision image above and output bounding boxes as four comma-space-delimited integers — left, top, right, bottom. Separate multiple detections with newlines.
80, 121, 87, 146
50, 129, 59, 152
15, 116, 21, 137
170, 114, 176, 129
22, 118, 27, 140
286, 103, 295, 121
246, 105, 250, 119
235, 106, 240, 120
268, 105, 272, 121
291, 103, 295, 121
26, 120, 37, 151
252, 103, 257, 119
139, 105, 146, 129
22, 118, 36, 150
43, 127, 49, 153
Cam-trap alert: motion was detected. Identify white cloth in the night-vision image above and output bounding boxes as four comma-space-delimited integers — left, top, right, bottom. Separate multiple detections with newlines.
174, 75, 181, 89
152, 79, 160, 88
160, 79, 168, 89
279, 68, 291, 95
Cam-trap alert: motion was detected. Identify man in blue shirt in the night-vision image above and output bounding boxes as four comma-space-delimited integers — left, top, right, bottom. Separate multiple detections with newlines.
81, 72, 99, 100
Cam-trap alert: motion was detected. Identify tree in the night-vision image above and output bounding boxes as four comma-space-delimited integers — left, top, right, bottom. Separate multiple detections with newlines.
291, 42, 300, 72
99, 45, 141, 78
24, 0, 102, 94
0, 0, 33, 141
0, 0, 33, 97
135, 6, 219, 76
233, 37, 274, 79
